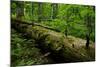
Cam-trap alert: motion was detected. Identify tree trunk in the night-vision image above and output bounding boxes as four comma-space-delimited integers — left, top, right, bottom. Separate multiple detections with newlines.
65, 8, 70, 36
86, 33, 90, 48
85, 7, 92, 48
11, 18, 95, 62
38, 2, 42, 22
51, 3, 58, 19
16, 1, 24, 19
31, 2, 34, 21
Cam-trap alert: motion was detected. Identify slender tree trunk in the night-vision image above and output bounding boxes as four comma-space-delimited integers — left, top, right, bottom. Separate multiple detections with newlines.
38, 2, 42, 22
31, 2, 34, 21
51, 3, 58, 19
86, 17, 90, 48
65, 8, 69, 36
65, 15, 68, 36
16, 1, 24, 19
85, 7, 92, 48
86, 33, 90, 48
93, 6, 95, 12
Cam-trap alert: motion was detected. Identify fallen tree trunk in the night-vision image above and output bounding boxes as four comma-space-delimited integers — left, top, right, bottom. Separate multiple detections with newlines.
11, 18, 95, 63
11, 18, 61, 32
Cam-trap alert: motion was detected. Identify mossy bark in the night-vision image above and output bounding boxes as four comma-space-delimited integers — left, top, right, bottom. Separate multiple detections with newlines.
11, 18, 95, 63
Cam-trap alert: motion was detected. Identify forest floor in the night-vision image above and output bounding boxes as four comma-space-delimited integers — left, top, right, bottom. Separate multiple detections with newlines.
11, 28, 56, 66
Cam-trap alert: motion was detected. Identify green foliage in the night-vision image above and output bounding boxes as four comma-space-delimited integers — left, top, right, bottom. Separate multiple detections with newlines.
11, 29, 51, 66
41, 19, 66, 33
11, 1, 95, 42
11, 1, 95, 65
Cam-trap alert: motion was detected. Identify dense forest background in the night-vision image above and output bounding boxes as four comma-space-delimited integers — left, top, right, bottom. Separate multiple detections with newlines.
11, 1, 95, 42
11, 1, 95, 66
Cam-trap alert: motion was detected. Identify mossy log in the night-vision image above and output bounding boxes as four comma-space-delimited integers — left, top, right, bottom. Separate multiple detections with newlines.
11, 18, 95, 63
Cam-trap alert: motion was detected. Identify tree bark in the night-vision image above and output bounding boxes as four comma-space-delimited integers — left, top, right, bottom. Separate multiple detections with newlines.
86, 33, 90, 48
38, 2, 42, 22
31, 2, 35, 21
51, 3, 58, 19
11, 18, 95, 62
16, 1, 24, 19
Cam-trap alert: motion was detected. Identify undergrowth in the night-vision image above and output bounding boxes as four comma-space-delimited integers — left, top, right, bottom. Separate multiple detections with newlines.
11, 29, 53, 66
